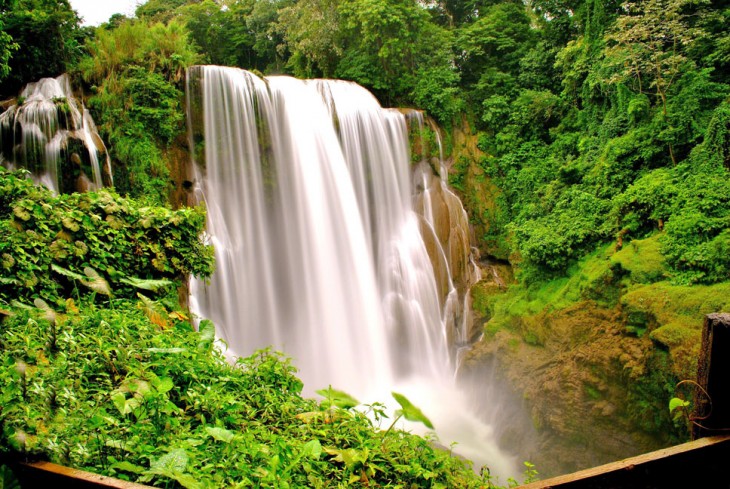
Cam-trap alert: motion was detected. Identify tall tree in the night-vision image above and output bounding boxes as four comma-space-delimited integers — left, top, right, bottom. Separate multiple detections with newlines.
0, 0, 84, 96
604, 0, 709, 165
0, 0, 19, 84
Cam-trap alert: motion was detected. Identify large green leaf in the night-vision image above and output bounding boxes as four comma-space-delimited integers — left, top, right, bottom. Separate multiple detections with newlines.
301, 439, 322, 460
110, 461, 145, 474
316, 386, 359, 409
197, 319, 215, 351
51, 263, 85, 281
324, 447, 369, 469
149, 448, 189, 475
82, 267, 112, 296
0, 465, 20, 489
119, 276, 173, 291
391, 392, 434, 429
669, 397, 690, 413
205, 426, 235, 443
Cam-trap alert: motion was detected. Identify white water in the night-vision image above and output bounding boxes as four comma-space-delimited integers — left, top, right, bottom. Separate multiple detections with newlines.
0, 74, 112, 193
188, 66, 519, 480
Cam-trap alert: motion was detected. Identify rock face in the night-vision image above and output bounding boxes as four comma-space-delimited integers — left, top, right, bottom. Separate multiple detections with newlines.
0, 74, 112, 193
441, 122, 700, 479
405, 110, 484, 358
461, 298, 672, 477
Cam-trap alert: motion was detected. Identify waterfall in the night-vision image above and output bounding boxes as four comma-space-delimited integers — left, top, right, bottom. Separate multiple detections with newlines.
0, 74, 112, 193
187, 66, 519, 480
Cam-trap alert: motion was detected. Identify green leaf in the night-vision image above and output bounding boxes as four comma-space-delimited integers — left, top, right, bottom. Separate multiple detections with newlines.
149, 448, 189, 475
669, 397, 690, 413
205, 426, 235, 443
316, 386, 360, 409
33, 298, 56, 323
147, 347, 187, 354
110, 461, 145, 474
51, 264, 85, 281
391, 392, 434, 429
111, 392, 129, 415
197, 319, 215, 351
82, 267, 112, 296
0, 464, 21, 489
171, 473, 202, 489
324, 447, 368, 469
156, 377, 174, 394
301, 439, 322, 460
119, 276, 172, 291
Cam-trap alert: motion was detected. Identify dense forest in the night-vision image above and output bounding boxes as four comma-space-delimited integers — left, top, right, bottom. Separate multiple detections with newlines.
1, 0, 730, 484
2, 0, 728, 282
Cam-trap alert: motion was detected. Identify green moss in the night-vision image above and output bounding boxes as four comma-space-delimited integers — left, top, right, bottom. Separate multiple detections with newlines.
621, 281, 730, 379
484, 244, 618, 336
649, 321, 698, 348
611, 234, 668, 284
620, 281, 730, 329
585, 385, 601, 400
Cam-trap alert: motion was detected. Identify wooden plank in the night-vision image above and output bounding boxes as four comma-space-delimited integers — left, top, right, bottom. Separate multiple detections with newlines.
692, 313, 730, 439
12, 460, 154, 489
516, 434, 730, 489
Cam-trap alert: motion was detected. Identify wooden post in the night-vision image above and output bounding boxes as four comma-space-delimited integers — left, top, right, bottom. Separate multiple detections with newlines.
692, 313, 730, 440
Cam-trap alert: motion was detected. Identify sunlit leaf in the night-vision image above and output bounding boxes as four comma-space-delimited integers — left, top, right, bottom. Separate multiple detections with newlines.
392, 392, 434, 429
82, 267, 112, 296
324, 447, 368, 468
205, 426, 235, 443
137, 293, 169, 328
51, 264, 85, 281
149, 448, 189, 475
301, 439, 322, 460
147, 347, 187, 354
156, 377, 174, 395
295, 411, 327, 424
119, 276, 172, 291
110, 461, 144, 474
197, 319, 215, 351
33, 298, 56, 323
111, 392, 129, 416
316, 386, 359, 409
669, 397, 690, 413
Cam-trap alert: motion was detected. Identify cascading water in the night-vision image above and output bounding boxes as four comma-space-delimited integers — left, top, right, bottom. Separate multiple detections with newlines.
0, 74, 112, 193
187, 65, 520, 480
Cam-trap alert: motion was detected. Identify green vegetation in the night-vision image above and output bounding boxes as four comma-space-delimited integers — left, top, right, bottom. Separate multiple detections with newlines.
0, 168, 534, 487
0, 304, 501, 488
1, 0, 729, 479
0, 0, 86, 94
77, 20, 198, 204
0, 168, 213, 308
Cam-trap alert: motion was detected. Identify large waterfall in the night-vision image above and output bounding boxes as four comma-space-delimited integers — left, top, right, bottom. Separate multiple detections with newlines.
187, 66, 519, 479
0, 74, 112, 193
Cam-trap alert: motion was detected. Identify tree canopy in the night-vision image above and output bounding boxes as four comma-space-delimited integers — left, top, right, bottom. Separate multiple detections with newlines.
0, 0, 728, 281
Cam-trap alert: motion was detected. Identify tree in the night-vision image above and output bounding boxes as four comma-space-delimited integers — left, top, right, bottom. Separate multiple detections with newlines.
0, 0, 84, 96
277, 0, 343, 77
0, 0, 19, 83
605, 0, 707, 115
604, 0, 710, 164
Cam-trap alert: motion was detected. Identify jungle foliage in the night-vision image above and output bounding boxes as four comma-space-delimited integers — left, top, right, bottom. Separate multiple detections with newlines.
0, 0, 729, 481
3, 0, 724, 282
0, 168, 213, 308
0, 303, 510, 488
0, 172, 520, 489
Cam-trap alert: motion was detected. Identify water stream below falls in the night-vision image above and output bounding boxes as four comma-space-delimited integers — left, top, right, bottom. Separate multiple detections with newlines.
187, 66, 520, 480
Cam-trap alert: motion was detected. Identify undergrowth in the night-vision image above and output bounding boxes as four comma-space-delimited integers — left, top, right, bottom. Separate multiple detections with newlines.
0, 299, 523, 488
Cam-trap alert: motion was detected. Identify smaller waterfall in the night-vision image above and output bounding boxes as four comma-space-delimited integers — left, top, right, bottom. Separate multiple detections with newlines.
0, 74, 112, 193
408, 112, 483, 367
